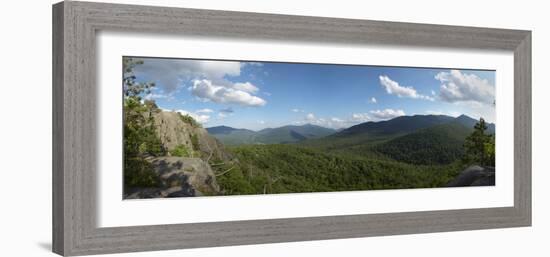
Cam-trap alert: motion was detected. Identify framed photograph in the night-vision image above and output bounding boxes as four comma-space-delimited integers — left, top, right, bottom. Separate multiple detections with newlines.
52, 1, 531, 256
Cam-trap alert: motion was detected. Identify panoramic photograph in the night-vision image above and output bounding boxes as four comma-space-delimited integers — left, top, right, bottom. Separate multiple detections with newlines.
122, 56, 496, 199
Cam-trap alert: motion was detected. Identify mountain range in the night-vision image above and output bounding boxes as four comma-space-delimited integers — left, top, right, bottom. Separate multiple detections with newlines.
206, 124, 335, 145
207, 114, 494, 147
207, 114, 495, 166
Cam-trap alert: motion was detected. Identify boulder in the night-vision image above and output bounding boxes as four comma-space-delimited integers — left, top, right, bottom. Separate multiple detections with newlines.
124, 156, 220, 199
446, 165, 495, 187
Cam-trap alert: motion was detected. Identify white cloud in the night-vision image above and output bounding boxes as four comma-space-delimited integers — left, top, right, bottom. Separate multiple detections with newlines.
258, 120, 266, 124
291, 108, 305, 113
217, 112, 228, 119
370, 97, 377, 103
142, 88, 176, 101
233, 82, 259, 94
435, 70, 495, 104
379, 75, 434, 101
296, 112, 373, 129
425, 110, 460, 117
195, 108, 214, 113
369, 109, 406, 120
133, 58, 242, 92
190, 79, 267, 107
143, 93, 168, 100
351, 113, 371, 122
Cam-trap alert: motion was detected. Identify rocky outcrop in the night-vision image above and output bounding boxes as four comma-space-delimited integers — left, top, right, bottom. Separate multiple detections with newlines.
124, 156, 220, 199
124, 110, 235, 199
446, 165, 495, 187
152, 111, 231, 162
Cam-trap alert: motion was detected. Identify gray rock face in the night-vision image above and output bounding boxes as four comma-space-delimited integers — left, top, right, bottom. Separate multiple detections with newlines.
152, 111, 232, 161
124, 110, 235, 199
446, 165, 495, 187
124, 156, 220, 199
153, 111, 195, 151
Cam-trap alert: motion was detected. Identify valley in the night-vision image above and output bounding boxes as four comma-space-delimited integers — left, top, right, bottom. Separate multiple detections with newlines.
200, 114, 496, 196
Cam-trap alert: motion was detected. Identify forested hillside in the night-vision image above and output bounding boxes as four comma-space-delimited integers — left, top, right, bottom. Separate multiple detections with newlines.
214, 144, 465, 195
210, 115, 496, 195
374, 122, 473, 165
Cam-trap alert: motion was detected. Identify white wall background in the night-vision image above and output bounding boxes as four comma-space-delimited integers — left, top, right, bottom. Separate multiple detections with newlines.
0, 0, 548, 256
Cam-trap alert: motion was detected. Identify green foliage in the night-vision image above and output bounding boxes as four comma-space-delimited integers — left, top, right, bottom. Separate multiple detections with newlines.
123, 57, 155, 98
374, 122, 472, 165
170, 144, 193, 157
123, 94, 164, 157
463, 118, 495, 166
483, 134, 496, 167
214, 144, 463, 195
178, 113, 201, 128
123, 57, 165, 189
190, 134, 200, 151
124, 157, 160, 188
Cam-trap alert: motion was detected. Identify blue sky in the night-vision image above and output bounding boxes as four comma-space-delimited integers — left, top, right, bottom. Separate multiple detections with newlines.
130, 57, 496, 131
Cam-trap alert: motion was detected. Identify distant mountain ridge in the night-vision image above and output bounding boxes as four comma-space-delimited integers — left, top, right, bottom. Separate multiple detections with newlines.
374, 121, 474, 165
207, 114, 494, 148
299, 114, 495, 158
454, 114, 495, 134
207, 124, 336, 145
332, 114, 494, 139
206, 125, 254, 135
336, 115, 456, 138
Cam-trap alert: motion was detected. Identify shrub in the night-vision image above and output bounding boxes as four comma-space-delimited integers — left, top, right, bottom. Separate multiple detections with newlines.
178, 113, 201, 128
170, 144, 192, 157
124, 157, 160, 188
191, 134, 200, 151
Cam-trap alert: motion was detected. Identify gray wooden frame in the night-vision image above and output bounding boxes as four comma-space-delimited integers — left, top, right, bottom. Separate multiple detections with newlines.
52, 1, 531, 256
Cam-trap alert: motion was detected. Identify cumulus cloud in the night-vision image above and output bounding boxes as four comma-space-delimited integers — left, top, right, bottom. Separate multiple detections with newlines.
233, 82, 259, 94
133, 58, 242, 92
291, 108, 305, 113
369, 109, 405, 120
351, 113, 371, 122
379, 75, 434, 101
132, 58, 269, 109
435, 70, 495, 104
370, 97, 377, 103
190, 79, 266, 107
296, 112, 373, 129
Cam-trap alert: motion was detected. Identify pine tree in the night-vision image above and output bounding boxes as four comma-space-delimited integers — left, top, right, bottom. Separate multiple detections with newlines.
463, 118, 495, 166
